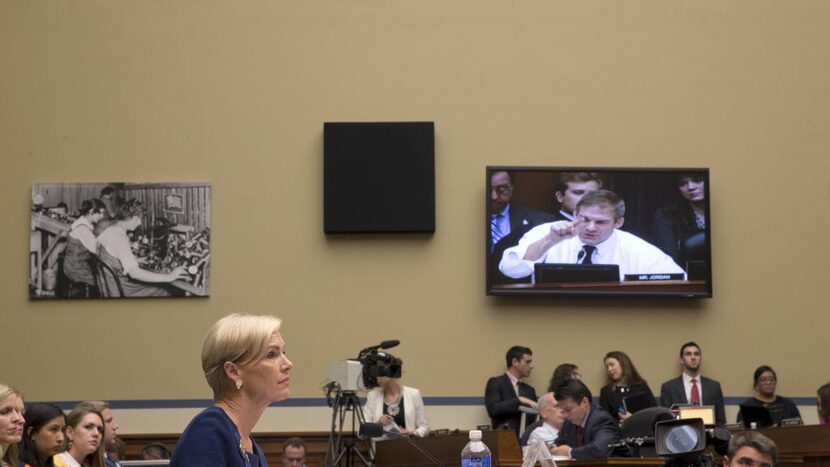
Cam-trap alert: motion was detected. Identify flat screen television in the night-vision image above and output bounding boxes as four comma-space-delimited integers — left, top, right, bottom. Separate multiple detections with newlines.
486, 166, 712, 298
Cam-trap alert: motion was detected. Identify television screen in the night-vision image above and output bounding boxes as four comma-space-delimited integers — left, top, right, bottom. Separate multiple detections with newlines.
486, 167, 712, 298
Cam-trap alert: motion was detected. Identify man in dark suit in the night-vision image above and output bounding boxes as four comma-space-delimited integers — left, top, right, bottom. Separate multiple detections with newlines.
551, 379, 621, 459
489, 171, 556, 285
485, 345, 538, 436
659, 341, 726, 426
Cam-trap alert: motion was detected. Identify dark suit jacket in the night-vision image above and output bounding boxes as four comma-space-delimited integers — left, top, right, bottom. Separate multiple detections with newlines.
555, 407, 621, 459
489, 204, 556, 285
659, 375, 726, 426
484, 374, 538, 435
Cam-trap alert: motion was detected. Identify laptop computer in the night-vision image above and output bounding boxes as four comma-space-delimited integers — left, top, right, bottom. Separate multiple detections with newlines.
739, 404, 774, 428
674, 404, 716, 426
533, 263, 620, 284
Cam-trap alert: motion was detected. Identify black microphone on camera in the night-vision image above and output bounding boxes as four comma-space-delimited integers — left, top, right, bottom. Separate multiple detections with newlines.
379, 339, 400, 349
358, 423, 445, 467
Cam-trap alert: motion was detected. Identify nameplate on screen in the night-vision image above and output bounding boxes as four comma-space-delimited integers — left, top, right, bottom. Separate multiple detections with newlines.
624, 273, 685, 281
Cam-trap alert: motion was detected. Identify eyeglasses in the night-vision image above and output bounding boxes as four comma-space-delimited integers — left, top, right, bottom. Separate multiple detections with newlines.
491, 185, 513, 196
758, 377, 776, 383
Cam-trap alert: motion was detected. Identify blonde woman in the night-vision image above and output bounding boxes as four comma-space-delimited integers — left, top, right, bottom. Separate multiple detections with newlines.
171, 313, 293, 467
0, 384, 25, 467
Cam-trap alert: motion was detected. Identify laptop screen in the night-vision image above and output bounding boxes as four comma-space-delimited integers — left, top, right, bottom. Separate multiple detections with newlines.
677, 405, 716, 426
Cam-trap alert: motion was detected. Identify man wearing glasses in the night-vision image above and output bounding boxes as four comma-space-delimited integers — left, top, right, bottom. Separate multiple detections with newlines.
550, 379, 620, 459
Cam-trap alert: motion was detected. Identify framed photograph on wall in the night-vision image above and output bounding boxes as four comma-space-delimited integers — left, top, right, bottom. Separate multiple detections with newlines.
30, 182, 211, 299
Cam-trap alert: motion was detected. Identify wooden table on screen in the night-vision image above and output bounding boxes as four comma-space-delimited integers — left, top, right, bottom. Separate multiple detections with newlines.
491, 280, 708, 295
373, 429, 667, 467
731, 424, 830, 467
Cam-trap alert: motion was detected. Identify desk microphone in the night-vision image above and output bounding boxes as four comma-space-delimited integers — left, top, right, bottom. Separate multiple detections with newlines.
358, 423, 446, 467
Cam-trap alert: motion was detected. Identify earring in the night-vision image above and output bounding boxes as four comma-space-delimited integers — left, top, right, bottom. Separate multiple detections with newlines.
236, 380, 243, 390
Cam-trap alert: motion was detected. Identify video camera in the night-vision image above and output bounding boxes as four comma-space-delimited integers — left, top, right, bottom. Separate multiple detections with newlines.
327, 340, 402, 392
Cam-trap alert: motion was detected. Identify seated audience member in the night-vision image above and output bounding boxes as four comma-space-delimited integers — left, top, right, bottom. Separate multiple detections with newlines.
659, 341, 726, 426
96, 199, 188, 297
548, 364, 581, 393
489, 171, 555, 284
817, 382, 830, 425
107, 438, 125, 463
140, 442, 171, 460
551, 379, 621, 459
75, 401, 120, 467
521, 393, 565, 451
63, 199, 106, 297
170, 314, 293, 467
53, 406, 106, 467
737, 366, 800, 426
485, 346, 538, 436
362, 354, 429, 438
651, 174, 706, 268
0, 384, 25, 467
599, 351, 656, 424
19, 403, 66, 467
500, 190, 685, 281
281, 437, 306, 467
723, 431, 778, 467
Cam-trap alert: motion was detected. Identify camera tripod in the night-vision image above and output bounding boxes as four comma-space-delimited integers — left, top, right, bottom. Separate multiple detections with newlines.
325, 389, 374, 467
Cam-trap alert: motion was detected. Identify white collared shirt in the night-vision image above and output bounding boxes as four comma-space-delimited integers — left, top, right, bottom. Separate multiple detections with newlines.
506, 372, 520, 396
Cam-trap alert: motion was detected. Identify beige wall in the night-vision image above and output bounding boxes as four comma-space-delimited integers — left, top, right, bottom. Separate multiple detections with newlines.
2, 1, 828, 433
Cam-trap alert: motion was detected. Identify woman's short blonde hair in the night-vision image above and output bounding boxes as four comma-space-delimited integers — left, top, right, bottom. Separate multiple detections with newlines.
0, 383, 22, 465
202, 313, 283, 400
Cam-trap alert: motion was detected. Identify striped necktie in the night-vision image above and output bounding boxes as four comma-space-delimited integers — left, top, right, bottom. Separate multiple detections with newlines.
491, 214, 505, 249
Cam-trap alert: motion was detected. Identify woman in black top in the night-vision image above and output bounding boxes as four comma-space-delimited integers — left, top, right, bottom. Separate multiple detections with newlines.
737, 365, 801, 426
599, 351, 656, 424
651, 174, 706, 269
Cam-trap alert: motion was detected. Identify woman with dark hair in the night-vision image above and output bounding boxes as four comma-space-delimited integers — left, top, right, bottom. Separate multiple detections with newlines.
362, 355, 429, 438
599, 351, 656, 423
62, 199, 105, 297
96, 199, 187, 297
52, 407, 105, 467
19, 403, 66, 467
547, 363, 581, 393
817, 383, 830, 425
0, 384, 25, 467
651, 174, 706, 268
737, 366, 800, 426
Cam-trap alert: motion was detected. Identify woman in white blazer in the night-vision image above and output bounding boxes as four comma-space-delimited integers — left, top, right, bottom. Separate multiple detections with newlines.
363, 373, 429, 438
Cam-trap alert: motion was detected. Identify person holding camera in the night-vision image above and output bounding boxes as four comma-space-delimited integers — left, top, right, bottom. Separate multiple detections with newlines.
362, 354, 429, 438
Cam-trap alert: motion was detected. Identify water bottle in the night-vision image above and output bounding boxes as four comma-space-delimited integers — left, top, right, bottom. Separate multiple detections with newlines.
461, 429, 492, 467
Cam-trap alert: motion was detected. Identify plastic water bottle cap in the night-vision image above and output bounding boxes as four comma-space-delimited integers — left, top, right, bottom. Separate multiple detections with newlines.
469, 430, 482, 440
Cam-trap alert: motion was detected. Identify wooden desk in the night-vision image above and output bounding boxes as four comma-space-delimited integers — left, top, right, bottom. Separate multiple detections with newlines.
492, 280, 708, 296
374, 430, 521, 466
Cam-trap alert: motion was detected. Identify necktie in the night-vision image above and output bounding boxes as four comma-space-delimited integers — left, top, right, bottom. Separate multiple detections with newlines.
690, 378, 701, 405
579, 245, 596, 264
491, 214, 504, 250
575, 426, 584, 446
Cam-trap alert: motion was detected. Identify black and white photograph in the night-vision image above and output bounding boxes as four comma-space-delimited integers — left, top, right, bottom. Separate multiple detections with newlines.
29, 182, 211, 299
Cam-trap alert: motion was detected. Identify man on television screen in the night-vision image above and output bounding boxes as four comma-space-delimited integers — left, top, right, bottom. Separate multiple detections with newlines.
499, 189, 684, 280
552, 172, 603, 221
489, 171, 554, 254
